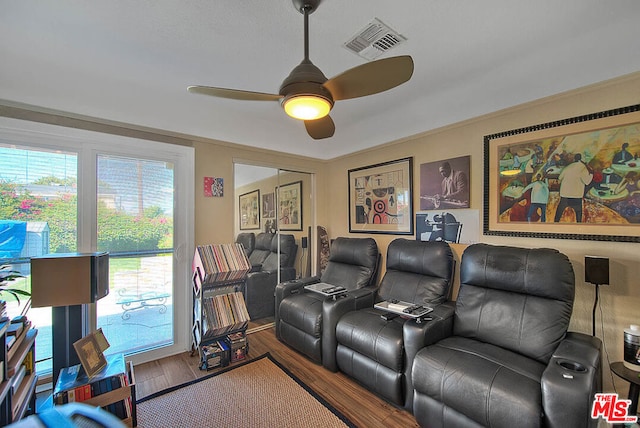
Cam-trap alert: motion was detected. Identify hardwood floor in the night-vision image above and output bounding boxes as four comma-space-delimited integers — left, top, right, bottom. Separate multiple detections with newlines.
134, 325, 419, 428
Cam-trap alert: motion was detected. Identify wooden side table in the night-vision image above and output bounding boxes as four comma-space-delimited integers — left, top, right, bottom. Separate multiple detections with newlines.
610, 362, 640, 417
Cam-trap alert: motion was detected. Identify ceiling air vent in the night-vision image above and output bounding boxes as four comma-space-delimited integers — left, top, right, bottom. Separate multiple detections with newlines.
343, 18, 407, 61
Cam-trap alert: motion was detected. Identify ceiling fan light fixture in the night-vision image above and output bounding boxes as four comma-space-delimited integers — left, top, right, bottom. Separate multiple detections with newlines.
283, 95, 332, 120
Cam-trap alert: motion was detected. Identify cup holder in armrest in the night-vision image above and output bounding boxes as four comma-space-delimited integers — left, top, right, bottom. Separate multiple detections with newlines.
556, 359, 587, 372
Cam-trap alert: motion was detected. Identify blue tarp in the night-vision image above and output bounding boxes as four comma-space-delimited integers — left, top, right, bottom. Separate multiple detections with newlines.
0, 220, 27, 259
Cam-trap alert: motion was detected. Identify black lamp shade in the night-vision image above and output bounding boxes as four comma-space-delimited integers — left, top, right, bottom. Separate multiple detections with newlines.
585, 256, 609, 286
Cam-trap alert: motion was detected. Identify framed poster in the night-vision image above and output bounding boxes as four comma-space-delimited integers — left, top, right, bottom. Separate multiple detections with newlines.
348, 157, 413, 234
484, 104, 640, 242
277, 181, 302, 231
420, 155, 470, 210
239, 189, 260, 230
262, 192, 275, 218
416, 209, 479, 244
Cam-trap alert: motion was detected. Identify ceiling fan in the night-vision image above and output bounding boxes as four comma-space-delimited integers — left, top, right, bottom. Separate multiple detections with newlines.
188, 0, 414, 140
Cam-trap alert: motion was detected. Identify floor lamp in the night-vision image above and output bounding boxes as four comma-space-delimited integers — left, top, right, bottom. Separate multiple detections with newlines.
30, 252, 109, 385
584, 256, 609, 337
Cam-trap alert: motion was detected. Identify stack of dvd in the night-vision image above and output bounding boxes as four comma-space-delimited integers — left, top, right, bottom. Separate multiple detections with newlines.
201, 340, 230, 370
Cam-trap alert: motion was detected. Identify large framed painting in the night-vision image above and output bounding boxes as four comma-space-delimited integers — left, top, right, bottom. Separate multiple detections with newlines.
484, 104, 640, 242
277, 181, 302, 231
239, 189, 260, 230
348, 157, 413, 234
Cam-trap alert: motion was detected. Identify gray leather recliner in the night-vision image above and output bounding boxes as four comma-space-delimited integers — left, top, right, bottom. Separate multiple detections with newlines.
275, 237, 380, 371
335, 239, 454, 409
411, 243, 602, 428
244, 233, 297, 319
247, 232, 274, 271
235, 232, 255, 258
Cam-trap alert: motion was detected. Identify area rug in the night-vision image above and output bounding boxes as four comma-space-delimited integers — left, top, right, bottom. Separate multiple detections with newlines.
136, 353, 355, 428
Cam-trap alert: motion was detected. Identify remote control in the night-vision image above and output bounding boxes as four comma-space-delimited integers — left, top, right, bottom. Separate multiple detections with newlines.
380, 312, 398, 321
404, 305, 426, 315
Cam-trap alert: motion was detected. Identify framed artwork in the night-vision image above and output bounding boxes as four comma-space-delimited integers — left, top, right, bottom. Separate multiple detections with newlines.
239, 189, 260, 230
348, 157, 413, 234
203, 177, 223, 197
416, 209, 479, 244
262, 192, 275, 218
484, 104, 640, 242
94, 327, 110, 353
277, 181, 302, 231
420, 155, 470, 210
73, 332, 107, 378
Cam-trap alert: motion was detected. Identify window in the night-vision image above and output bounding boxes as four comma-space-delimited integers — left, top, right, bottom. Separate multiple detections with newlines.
0, 118, 194, 378
96, 155, 175, 355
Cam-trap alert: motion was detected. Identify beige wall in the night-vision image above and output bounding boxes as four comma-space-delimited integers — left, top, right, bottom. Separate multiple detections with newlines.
320, 71, 640, 392
193, 141, 322, 246
3, 72, 639, 393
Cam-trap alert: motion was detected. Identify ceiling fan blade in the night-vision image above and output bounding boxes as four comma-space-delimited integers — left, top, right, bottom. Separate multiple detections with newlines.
187, 86, 282, 102
304, 115, 335, 140
323, 55, 414, 101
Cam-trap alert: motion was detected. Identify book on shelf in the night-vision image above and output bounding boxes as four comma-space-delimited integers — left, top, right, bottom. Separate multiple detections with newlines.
6, 322, 23, 337
7, 320, 33, 362
53, 353, 133, 420
23, 348, 34, 375
0, 301, 7, 322
11, 364, 26, 394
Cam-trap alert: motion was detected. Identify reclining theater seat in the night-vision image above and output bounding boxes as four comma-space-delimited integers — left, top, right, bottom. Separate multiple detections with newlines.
247, 232, 273, 271
275, 237, 379, 371
335, 239, 454, 409
411, 243, 602, 428
244, 234, 298, 320
235, 232, 255, 258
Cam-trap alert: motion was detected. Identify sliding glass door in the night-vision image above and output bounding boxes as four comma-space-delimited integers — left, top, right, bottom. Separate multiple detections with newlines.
0, 118, 194, 377
96, 155, 175, 356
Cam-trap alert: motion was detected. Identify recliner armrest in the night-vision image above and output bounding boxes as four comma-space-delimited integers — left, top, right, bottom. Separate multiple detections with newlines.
274, 276, 321, 339
275, 275, 320, 299
246, 269, 273, 280
404, 301, 456, 411
279, 267, 297, 283
404, 301, 456, 351
349, 285, 378, 309
321, 286, 379, 372
541, 332, 602, 428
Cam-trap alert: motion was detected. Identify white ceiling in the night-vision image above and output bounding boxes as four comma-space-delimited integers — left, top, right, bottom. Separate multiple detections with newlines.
1, 1, 639, 160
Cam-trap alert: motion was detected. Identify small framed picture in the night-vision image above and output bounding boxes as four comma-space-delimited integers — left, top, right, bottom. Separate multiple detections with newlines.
73, 333, 107, 378
94, 327, 110, 353
204, 177, 224, 197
